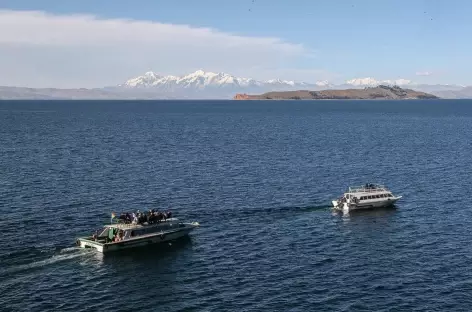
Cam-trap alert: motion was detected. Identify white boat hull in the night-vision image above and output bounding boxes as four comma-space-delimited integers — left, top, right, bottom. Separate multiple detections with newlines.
333, 197, 402, 212
77, 223, 198, 253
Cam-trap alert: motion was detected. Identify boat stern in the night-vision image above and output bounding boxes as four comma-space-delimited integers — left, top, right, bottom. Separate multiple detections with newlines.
184, 221, 200, 233
76, 237, 105, 253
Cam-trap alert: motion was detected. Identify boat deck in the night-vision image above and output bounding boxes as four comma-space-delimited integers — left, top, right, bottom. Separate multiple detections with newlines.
347, 185, 390, 194
106, 218, 180, 229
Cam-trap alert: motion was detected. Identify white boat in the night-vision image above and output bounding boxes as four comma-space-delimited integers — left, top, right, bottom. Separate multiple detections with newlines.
76, 217, 199, 253
332, 183, 402, 212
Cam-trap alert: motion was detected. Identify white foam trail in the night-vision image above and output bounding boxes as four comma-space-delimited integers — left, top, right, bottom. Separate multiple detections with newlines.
60, 247, 80, 253
3, 250, 87, 276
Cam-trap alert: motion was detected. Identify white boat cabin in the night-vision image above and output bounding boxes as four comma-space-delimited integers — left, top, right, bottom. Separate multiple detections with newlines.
344, 184, 393, 201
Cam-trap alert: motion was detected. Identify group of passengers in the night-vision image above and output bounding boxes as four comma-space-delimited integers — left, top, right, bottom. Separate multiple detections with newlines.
117, 209, 172, 225
338, 195, 359, 206
91, 227, 126, 242
113, 229, 124, 242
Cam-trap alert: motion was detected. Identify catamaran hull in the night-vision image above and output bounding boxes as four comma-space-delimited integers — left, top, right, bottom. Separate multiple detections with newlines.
333, 197, 401, 212
77, 226, 196, 254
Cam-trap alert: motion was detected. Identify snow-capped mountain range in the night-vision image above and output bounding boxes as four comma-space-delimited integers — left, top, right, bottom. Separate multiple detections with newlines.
117, 70, 341, 98
117, 70, 465, 99
121, 70, 331, 89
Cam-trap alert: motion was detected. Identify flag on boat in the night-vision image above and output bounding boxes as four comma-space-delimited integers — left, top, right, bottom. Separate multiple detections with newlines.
111, 212, 116, 219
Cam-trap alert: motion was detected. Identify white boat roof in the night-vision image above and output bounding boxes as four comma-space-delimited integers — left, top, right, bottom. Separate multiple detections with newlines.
105, 217, 180, 229
345, 185, 392, 195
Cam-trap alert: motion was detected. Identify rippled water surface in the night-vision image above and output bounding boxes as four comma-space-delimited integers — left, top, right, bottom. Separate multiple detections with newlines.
1, 100, 472, 311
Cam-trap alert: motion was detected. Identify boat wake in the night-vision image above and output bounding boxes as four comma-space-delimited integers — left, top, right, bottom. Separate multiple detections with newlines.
1, 247, 88, 278
290, 204, 333, 212
225, 203, 334, 222
59, 246, 80, 254
257, 203, 333, 216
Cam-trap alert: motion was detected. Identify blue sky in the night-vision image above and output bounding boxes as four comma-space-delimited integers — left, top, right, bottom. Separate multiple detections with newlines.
0, 0, 470, 87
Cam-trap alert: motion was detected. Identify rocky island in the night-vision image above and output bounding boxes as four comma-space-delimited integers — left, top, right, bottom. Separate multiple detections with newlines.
233, 85, 439, 100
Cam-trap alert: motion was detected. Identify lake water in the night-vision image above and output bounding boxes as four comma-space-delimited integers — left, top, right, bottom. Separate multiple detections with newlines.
1, 99, 472, 311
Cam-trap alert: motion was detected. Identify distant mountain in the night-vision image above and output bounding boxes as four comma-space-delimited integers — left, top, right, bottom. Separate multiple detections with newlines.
432, 86, 472, 99
234, 85, 439, 100
118, 70, 331, 98
0, 86, 189, 100
345, 77, 412, 87
341, 78, 466, 95
0, 70, 470, 99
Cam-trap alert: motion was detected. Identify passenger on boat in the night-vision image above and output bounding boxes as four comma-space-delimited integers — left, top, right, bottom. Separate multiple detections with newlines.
92, 230, 98, 241
118, 213, 132, 224
114, 209, 173, 225
137, 213, 147, 224
113, 230, 124, 242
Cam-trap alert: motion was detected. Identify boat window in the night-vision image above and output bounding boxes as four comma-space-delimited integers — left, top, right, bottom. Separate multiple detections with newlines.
124, 230, 131, 239
368, 196, 372, 199
98, 228, 109, 237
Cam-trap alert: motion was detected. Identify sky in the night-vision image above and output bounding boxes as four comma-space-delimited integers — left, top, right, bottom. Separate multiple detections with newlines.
0, 0, 471, 88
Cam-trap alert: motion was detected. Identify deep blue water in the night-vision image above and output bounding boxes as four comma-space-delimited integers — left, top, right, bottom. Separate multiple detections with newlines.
1, 99, 472, 312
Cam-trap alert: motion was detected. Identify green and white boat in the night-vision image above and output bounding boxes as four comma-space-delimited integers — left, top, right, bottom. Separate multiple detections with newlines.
76, 215, 199, 253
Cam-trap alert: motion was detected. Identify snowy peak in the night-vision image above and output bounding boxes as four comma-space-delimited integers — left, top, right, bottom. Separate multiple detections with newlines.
124, 71, 163, 87
346, 77, 412, 87
346, 77, 380, 86
384, 79, 412, 86
122, 70, 321, 89
123, 70, 267, 88
315, 80, 331, 87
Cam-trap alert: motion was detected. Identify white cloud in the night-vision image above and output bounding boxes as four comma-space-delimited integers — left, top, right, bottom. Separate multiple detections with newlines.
0, 10, 317, 88
416, 71, 432, 76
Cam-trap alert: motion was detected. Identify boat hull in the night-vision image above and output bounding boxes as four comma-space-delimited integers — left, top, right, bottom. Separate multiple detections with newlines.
77, 224, 198, 253
333, 197, 402, 212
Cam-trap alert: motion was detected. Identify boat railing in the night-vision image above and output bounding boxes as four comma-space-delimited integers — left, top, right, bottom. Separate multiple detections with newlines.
108, 217, 179, 228
348, 185, 389, 193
